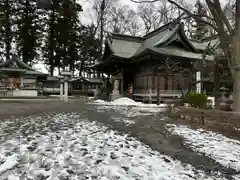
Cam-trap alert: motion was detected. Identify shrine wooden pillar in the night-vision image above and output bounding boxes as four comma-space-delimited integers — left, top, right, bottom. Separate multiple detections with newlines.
121, 68, 124, 96
152, 68, 155, 93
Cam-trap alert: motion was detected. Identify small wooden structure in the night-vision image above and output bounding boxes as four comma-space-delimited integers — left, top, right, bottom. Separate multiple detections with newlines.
42, 76, 61, 95
93, 21, 215, 103
0, 55, 47, 96
70, 77, 103, 96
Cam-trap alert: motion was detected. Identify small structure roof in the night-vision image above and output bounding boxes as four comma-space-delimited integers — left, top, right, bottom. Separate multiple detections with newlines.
45, 76, 59, 81
70, 77, 102, 84
0, 55, 47, 77
102, 21, 216, 62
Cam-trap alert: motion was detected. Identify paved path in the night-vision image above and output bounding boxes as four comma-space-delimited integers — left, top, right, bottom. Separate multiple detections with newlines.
0, 100, 237, 179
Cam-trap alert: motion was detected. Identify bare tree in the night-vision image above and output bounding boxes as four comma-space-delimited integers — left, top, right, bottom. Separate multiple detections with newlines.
154, 58, 193, 105
93, 0, 110, 55
106, 5, 129, 34
93, 1, 141, 36
124, 10, 141, 36
137, 4, 155, 33
137, 0, 188, 33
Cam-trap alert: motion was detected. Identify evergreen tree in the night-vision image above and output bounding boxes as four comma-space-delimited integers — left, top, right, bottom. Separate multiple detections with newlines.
55, 0, 78, 70
15, 0, 40, 65
0, 0, 15, 60
42, 0, 82, 75
76, 24, 100, 76
41, 0, 59, 75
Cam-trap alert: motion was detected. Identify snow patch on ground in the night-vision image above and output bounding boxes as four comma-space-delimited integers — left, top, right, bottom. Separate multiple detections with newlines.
91, 98, 167, 125
0, 113, 226, 180
93, 99, 106, 104
207, 96, 215, 107
233, 175, 240, 180
166, 124, 240, 171
7, 174, 20, 180
112, 97, 137, 106
0, 154, 19, 174
94, 105, 164, 125
91, 97, 169, 108
111, 116, 135, 126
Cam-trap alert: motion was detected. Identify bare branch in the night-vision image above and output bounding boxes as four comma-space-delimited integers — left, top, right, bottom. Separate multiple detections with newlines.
131, 0, 218, 31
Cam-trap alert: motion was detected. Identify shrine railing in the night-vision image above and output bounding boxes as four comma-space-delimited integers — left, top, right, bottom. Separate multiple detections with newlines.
133, 89, 189, 97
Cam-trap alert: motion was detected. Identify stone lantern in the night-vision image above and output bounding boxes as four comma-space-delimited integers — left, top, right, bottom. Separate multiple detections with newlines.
60, 71, 72, 102
110, 74, 121, 101
219, 86, 230, 111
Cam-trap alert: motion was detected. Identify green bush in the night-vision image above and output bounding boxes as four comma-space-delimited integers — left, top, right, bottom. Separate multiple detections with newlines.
186, 92, 208, 108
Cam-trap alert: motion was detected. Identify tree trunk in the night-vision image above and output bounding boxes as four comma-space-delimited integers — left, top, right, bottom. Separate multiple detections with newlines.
233, 70, 240, 111
49, 1, 56, 76
58, 67, 61, 75
214, 71, 221, 109
5, 0, 11, 61
79, 61, 84, 77
232, 1, 240, 111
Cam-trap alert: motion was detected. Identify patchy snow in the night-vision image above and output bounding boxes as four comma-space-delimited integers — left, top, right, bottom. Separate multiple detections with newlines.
91, 98, 167, 123
233, 175, 240, 180
0, 113, 226, 180
95, 105, 155, 116
166, 124, 240, 171
7, 174, 20, 180
91, 97, 169, 108
94, 104, 166, 126
49, 95, 73, 97
93, 99, 106, 104
234, 127, 240, 132
0, 154, 19, 174
111, 116, 135, 126
112, 97, 140, 106
207, 96, 215, 107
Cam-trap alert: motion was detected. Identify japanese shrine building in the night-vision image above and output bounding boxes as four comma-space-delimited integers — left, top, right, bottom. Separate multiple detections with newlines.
0, 55, 48, 96
93, 21, 215, 101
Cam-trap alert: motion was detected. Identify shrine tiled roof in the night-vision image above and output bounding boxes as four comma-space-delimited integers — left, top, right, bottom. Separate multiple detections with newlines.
190, 38, 219, 51
70, 77, 102, 84
104, 21, 216, 62
105, 34, 143, 58
0, 55, 47, 76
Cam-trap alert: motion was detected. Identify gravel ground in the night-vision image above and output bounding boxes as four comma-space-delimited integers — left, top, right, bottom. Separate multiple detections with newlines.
0, 100, 238, 179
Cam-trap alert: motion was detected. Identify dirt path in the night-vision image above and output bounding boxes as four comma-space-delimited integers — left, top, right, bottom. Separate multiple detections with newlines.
0, 100, 237, 179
